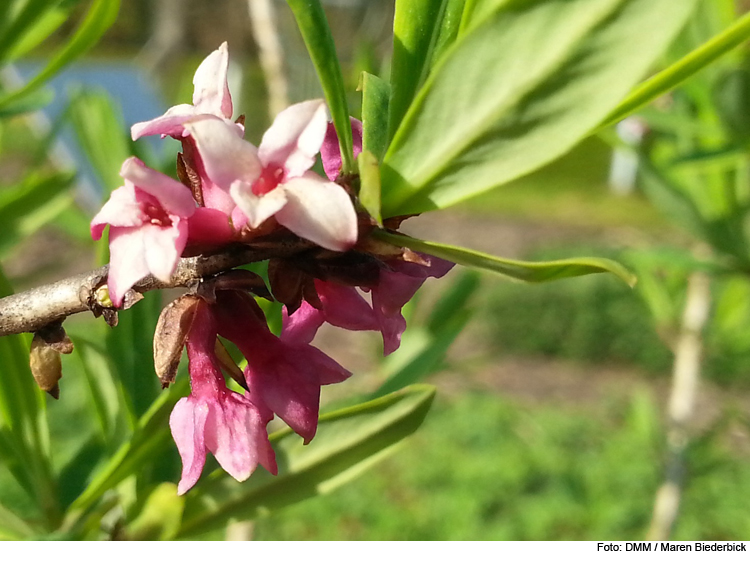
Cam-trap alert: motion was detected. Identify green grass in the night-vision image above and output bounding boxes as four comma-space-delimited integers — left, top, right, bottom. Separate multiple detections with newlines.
253, 390, 750, 540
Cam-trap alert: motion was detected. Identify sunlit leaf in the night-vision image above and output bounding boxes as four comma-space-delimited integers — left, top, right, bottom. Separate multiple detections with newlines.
359, 72, 390, 162
357, 150, 382, 226
380, 0, 698, 216
373, 229, 637, 286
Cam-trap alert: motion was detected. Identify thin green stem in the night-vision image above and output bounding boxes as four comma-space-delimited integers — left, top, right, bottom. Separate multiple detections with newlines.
600, 11, 750, 128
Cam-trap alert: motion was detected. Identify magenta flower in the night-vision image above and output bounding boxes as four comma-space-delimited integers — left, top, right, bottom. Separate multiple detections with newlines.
320, 118, 363, 181
131, 42, 240, 141
185, 100, 358, 252
169, 300, 277, 495
213, 291, 351, 443
90, 157, 196, 307
369, 257, 454, 354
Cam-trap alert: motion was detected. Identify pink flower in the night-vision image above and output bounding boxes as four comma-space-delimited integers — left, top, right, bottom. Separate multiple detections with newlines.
90, 157, 196, 307
320, 118, 363, 181
282, 256, 454, 356
369, 256, 454, 354
169, 300, 277, 495
213, 290, 351, 443
185, 100, 358, 252
281, 280, 379, 345
131, 42, 240, 141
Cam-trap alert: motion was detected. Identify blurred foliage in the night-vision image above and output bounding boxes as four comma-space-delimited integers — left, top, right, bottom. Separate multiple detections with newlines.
254, 390, 750, 540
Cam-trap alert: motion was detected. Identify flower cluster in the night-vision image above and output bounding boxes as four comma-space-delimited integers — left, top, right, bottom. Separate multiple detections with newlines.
91, 43, 452, 493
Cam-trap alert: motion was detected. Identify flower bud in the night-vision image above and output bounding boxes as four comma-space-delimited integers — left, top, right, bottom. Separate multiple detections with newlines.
29, 323, 73, 399
154, 295, 201, 387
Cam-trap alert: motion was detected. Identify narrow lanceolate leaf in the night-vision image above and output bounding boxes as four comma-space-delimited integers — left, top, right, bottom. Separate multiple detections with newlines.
285, 0, 353, 173
359, 72, 390, 162
373, 230, 637, 287
388, 0, 453, 142
429, 0, 467, 68
0, 0, 121, 112
357, 150, 383, 226
380, 0, 698, 217
177, 385, 436, 538
601, 10, 750, 128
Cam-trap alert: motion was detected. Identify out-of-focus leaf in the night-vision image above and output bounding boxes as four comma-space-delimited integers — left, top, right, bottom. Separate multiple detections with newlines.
357, 150, 382, 226
373, 230, 637, 286
380, 0, 697, 216
177, 385, 436, 538
63, 380, 189, 521
359, 72, 390, 162
0, 0, 121, 112
602, 10, 750, 128
0, 171, 75, 259
123, 483, 184, 541
0, 500, 34, 540
67, 87, 131, 191
389, 0, 452, 142
0, 265, 57, 525
0, 87, 54, 118
2, 1, 71, 62
285, 0, 353, 173
56, 436, 105, 510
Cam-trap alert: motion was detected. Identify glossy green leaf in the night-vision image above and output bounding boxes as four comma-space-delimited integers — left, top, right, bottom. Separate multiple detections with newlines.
430, 0, 466, 68
359, 72, 390, 162
285, 0, 353, 173
357, 150, 382, 226
373, 230, 637, 286
66, 87, 131, 191
602, 10, 750, 128
389, 0, 452, 142
380, 0, 698, 217
177, 385, 436, 538
0, 0, 121, 112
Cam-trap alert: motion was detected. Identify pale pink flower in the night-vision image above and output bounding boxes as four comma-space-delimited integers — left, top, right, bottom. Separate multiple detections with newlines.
90, 157, 196, 307
214, 290, 351, 443
186, 100, 358, 252
169, 300, 277, 495
131, 42, 240, 141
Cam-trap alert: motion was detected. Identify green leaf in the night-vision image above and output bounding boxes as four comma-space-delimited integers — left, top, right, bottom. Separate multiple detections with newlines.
359, 72, 390, 162
0, 500, 34, 539
66, 87, 131, 191
63, 380, 190, 523
430, 0, 467, 67
388, 0, 453, 142
601, 10, 750, 128
285, 0, 353, 173
357, 150, 382, 226
0, 0, 121, 112
0, 171, 75, 259
177, 385, 436, 538
373, 229, 637, 287
380, 0, 698, 217
123, 483, 184, 541
105, 291, 163, 420
2, 1, 71, 62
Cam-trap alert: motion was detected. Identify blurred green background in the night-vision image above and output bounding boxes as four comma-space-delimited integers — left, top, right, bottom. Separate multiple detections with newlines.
2, 0, 750, 540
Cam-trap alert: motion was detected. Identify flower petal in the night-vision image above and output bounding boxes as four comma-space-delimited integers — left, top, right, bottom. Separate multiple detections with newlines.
230, 182, 287, 228
120, 157, 196, 218
187, 207, 234, 244
281, 302, 326, 344
90, 183, 144, 240
142, 219, 187, 283
192, 42, 232, 118
259, 100, 328, 178
186, 118, 262, 189
321, 118, 362, 181
275, 172, 357, 251
130, 104, 197, 140
170, 396, 209, 495
107, 226, 151, 307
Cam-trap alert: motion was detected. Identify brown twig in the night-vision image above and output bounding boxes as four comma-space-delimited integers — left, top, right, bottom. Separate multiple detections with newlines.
0, 240, 314, 337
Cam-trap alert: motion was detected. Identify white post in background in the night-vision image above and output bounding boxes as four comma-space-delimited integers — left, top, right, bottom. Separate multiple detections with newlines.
247, 0, 289, 118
